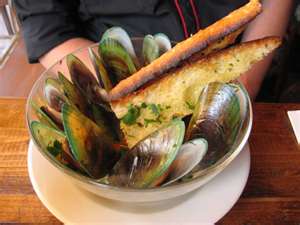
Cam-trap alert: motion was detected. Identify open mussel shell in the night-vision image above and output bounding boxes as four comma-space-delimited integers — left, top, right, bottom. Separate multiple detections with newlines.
154, 33, 172, 55
44, 77, 67, 112
186, 82, 244, 168
101, 26, 139, 68
162, 138, 208, 186
66, 54, 107, 104
62, 104, 120, 179
142, 34, 160, 65
30, 121, 81, 170
108, 120, 185, 188
99, 38, 137, 83
40, 105, 63, 130
58, 72, 89, 114
30, 101, 60, 130
88, 48, 113, 92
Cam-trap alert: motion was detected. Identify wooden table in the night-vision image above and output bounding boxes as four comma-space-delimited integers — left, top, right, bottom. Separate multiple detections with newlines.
0, 98, 299, 224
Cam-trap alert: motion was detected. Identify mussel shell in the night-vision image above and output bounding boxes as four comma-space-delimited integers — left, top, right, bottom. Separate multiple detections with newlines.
40, 105, 63, 130
154, 33, 172, 55
44, 77, 66, 112
66, 54, 106, 104
30, 121, 81, 170
142, 35, 160, 65
88, 48, 113, 92
186, 82, 242, 167
101, 26, 140, 68
58, 72, 89, 115
62, 104, 120, 179
162, 138, 208, 186
108, 120, 185, 188
99, 38, 137, 83
30, 101, 60, 130
90, 103, 120, 141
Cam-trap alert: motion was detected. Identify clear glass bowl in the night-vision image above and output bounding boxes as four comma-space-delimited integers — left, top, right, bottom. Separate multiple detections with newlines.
26, 38, 253, 203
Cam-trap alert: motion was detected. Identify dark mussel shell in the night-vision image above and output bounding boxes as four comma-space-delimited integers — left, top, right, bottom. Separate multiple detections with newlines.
62, 104, 120, 179
186, 82, 244, 168
66, 54, 106, 104
108, 120, 185, 188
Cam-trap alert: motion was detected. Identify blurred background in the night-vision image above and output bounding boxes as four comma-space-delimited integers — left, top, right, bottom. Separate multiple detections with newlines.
0, 0, 299, 102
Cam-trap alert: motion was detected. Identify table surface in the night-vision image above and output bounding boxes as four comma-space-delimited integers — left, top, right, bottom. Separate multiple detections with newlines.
0, 98, 299, 224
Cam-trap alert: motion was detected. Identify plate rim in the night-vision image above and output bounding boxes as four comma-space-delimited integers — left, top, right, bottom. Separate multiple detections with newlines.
28, 140, 250, 224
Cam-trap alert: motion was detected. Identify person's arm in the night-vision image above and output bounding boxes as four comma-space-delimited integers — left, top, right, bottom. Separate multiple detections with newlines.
239, 0, 294, 100
39, 38, 95, 70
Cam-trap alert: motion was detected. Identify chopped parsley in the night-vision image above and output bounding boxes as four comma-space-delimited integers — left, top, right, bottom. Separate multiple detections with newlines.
121, 104, 141, 125
144, 117, 162, 127
121, 102, 167, 127
47, 140, 62, 157
141, 102, 147, 108
185, 101, 195, 110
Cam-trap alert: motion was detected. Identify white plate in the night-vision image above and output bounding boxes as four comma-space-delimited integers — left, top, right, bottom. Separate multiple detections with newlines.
28, 141, 250, 225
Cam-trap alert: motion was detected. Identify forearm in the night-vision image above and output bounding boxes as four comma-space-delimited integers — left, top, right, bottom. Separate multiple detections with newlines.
239, 0, 293, 100
39, 38, 95, 75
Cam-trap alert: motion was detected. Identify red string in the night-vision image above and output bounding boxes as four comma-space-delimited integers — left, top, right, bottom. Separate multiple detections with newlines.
174, 0, 189, 39
189, 0, 201, 30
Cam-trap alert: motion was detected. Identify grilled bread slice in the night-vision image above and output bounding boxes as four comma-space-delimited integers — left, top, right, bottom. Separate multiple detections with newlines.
108, 0, 262, 101
111, 37, 281, 148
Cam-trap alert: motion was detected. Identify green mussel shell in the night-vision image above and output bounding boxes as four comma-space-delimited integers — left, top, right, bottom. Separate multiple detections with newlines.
62, 104, 120, 179
30, 121, 80, 169
99, 38, 137, 83
88, 48, 113, 92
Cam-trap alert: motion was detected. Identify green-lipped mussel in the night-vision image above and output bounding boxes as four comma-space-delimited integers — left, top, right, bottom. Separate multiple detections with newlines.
186, 82, 245, 169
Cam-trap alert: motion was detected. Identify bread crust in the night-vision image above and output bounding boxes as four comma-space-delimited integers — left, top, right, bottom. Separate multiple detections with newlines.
108, 0, 262, 101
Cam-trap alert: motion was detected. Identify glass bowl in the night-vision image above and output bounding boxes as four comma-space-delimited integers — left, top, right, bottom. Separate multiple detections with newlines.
26, 38, 252, 203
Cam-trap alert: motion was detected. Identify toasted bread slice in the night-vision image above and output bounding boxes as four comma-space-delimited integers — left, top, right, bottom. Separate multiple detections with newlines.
187, 27, 245, 63
109, 0, 262, 101
111, 37, 281, 148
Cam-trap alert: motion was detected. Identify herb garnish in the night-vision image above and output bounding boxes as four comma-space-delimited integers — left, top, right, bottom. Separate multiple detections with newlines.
121, 104, 141, 125
47, 140, 62, 157
141, 102, 147, 108
185, 101, 195, 110
121, 102, 168, 126
144, 117, 162, 127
